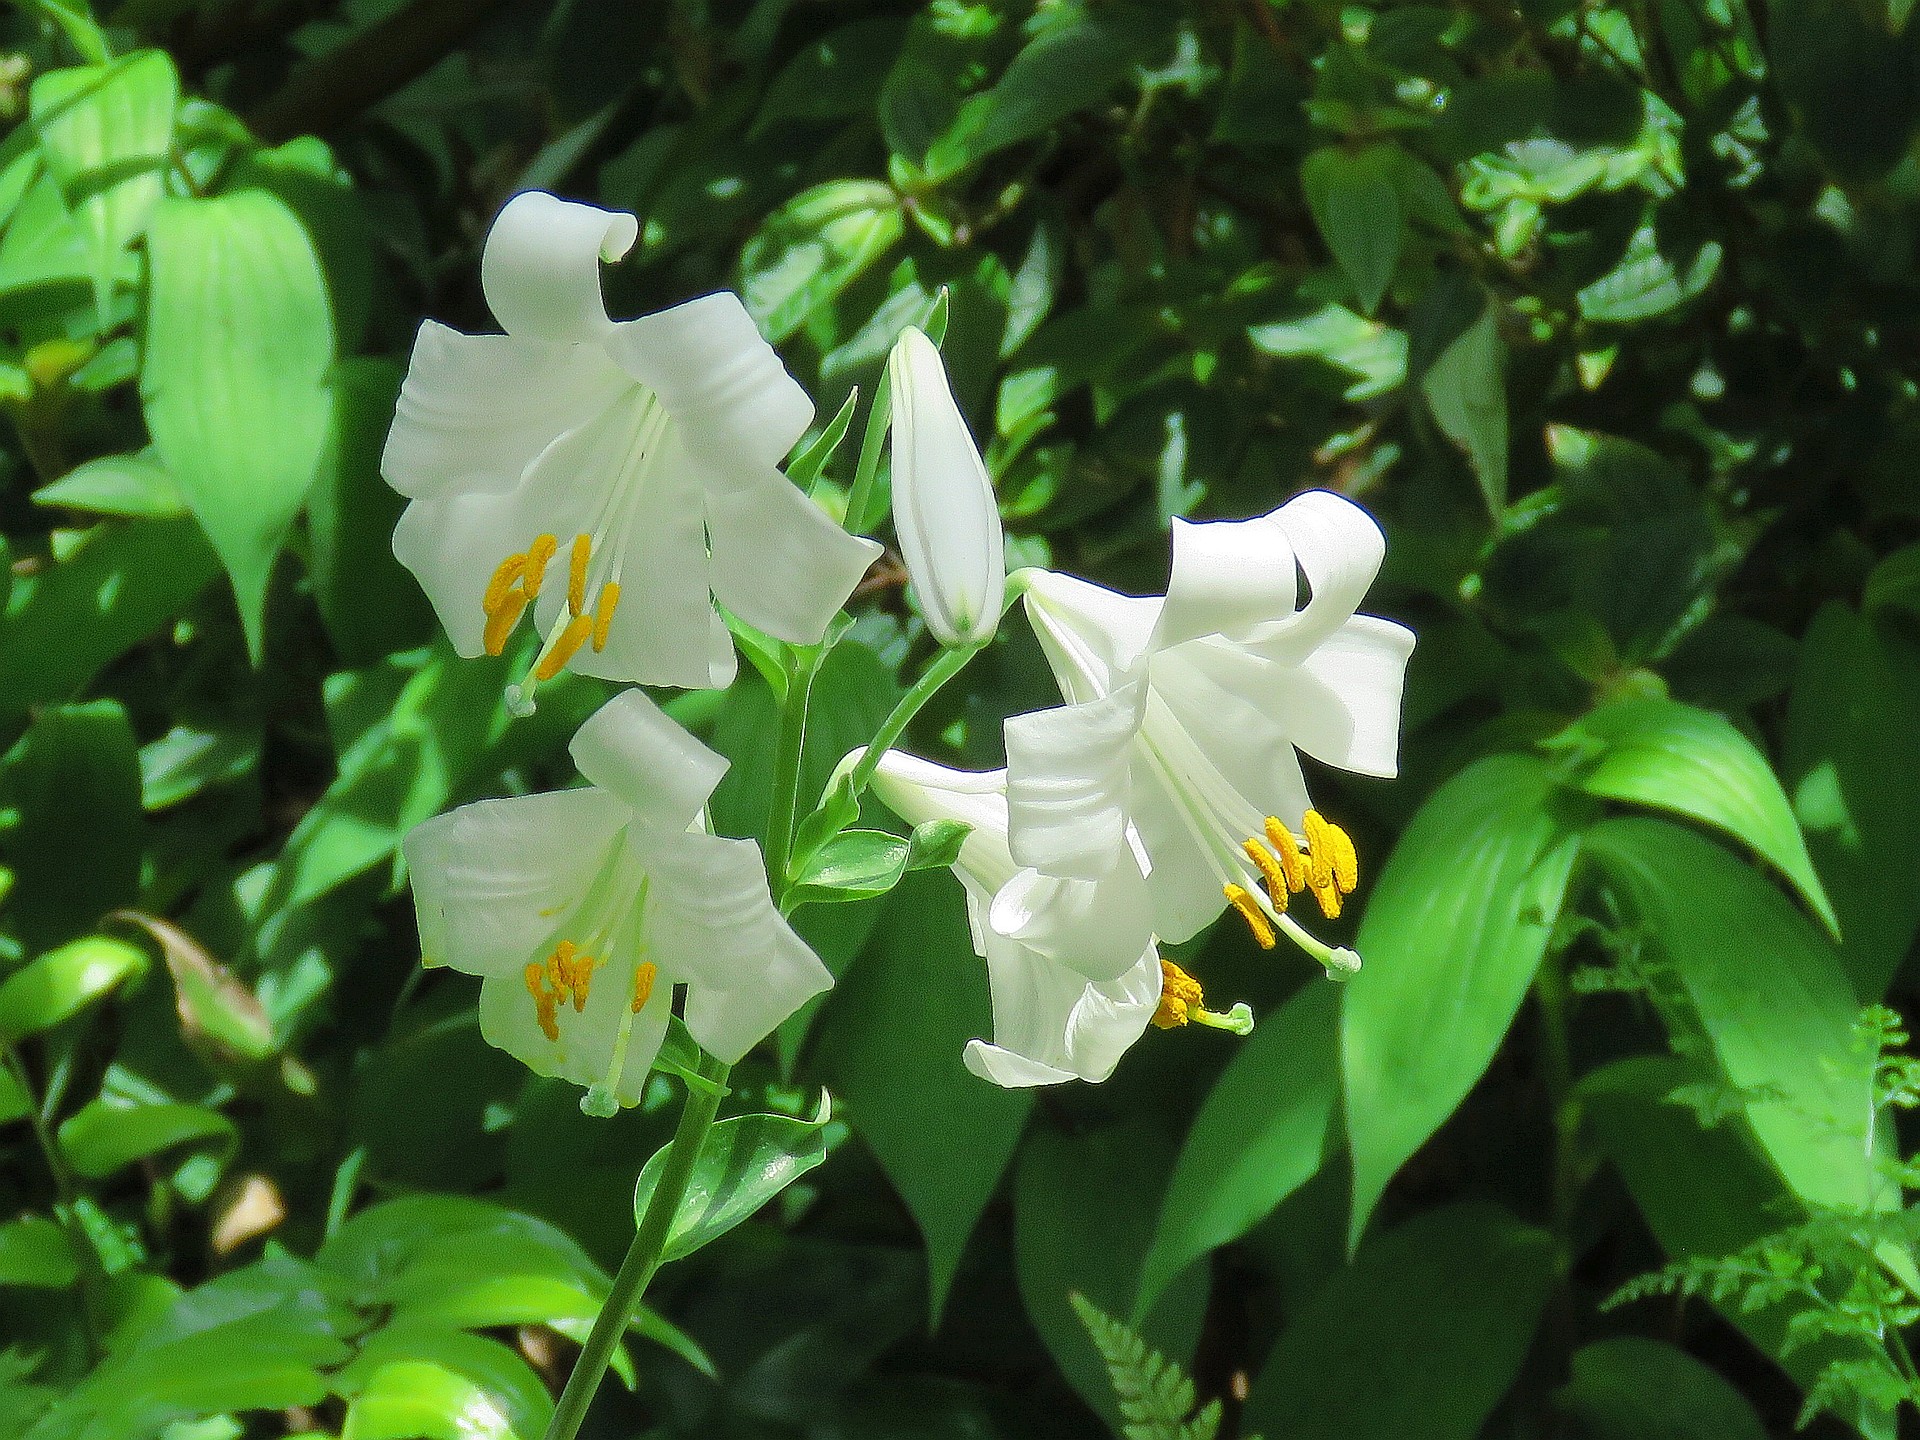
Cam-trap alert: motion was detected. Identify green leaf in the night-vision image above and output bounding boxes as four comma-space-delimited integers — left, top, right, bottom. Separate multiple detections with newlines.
141, 188, 336, 660
814, 870, 1031, 1321
0, 1216, 78, 1289
333, 1324, 553, 1439
1583, 817, 1882, 1214
1581, 1057, 1897, 1440
1015, 1120, 1209, 1428
1420, 298, 1508, 513
1549, 696, 1837, 937
633, 1099, 835, 1263
752, 18, 906, 136
0, 934, 147, 1046
1301, 145, 1405, 315
1343, 754, 1591, 1246
57, 1098, 236, 1179
342, 1360, 529, 1440
1863, 543, 1920, 620
1577, 223, 1722, 323
1070, 1293, 1218, 1440
32, 450, 185, 519
29, 51, 178, 320
0, 519, 219, 725
1242, 1203, 1555, 1440
739, 181, 904, 345
0, 702, 144, 953
789, 829, 911, 905
1249, 303, 1407, 400
1136, 982, 1339, 1316
1783, 603, 1920, 998
1558, 1337, 1768, 1440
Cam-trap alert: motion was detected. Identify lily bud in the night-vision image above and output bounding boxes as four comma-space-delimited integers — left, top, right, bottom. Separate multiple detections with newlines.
888, 327, 1005, 648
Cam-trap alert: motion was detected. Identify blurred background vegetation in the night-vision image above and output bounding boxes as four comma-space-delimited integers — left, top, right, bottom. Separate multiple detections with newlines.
1, 0, 1919, 1435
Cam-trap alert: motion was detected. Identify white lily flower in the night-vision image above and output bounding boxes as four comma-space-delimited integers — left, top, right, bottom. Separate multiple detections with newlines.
1004, 490, 1415, 975
888, 327, 1005, 647
403, 689, 832, 1114
864, 750, 1249, 1087
383, 191, 881, 706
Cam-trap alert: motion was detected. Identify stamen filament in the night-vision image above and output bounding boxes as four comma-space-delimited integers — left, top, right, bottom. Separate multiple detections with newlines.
1223, 883, 1276, 949
1276, 910, 1360, 976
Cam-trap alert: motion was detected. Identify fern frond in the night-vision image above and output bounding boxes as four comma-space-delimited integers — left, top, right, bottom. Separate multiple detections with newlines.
1071, 1292, 1222, 1440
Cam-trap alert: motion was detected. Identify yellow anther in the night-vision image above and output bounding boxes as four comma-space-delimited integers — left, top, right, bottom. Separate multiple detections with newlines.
522, 534, 558, 598
1325, 819, 1359, 893
592, 583, 621, 652
483, 553, 526, 616
1312, 878, 1343, 920
546, 944, 569, 994
1223, 883, 1276, 950
631, 961, 658, 1014
535, 614, 595, 681
567, 534, 591, 616
483, 588, 529, 656
1302, 811, 1336, 892
1154, 959, 1204, 1029
1242, 838, 1290, 913
523, 961, 560, 1042
1264, 817, 1307, 893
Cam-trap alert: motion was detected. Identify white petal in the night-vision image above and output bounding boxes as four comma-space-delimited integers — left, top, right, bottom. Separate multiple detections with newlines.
1190, 616, 1414, 778
481, 192, 636, 345
641, 831, 833, 1063
1003, 687, 1143, 880
889, 328, 1005, 647
1150, 512, 1298, 651
963, 930, 1158, 1087
569, 690, 728, 832
477, 954, 669, 1107
1247, 490, 1387, 662
403, 787, 630, 978
990, 857, 1154, 983
1020, 569, 1158, 703
382, 323, 631, 501
604, 292, 812, 469
706, 464, 881, 644
866, 750, 1018, 896
538, 420, 720, 691
1125, 766, 1236, 946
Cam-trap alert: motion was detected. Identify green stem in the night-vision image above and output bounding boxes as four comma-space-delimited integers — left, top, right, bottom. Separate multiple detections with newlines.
764, 647, 820, 892
843, 375, 892, 538
5, 1047, 104, 1359
541, 1052, 731, 1440
844, 639, 987, 800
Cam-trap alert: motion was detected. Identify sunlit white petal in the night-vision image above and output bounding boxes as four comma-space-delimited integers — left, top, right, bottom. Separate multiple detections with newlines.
706, 464, 882, 645
481, 191, 635, 344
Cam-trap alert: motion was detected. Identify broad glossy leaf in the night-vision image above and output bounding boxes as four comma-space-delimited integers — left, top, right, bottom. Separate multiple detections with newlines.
57, 1098, 236, 1179
0, 704, 144, 953
789, 829, 911, 905
343, 1361, 526, 1440
1421, 298, 1508, 513
1558, 1337, 1767, 1440
333, 1324, 553, 1439
1583, 817, 1880, 1214
1581, 1057, 1897, 1440
1243, 1202, 1555, 1440
1136, 981, 1339, 1315
138, 724, 260, 811
1014, 1119, 1209, 1427
1302, 144, 1404, 315
753, 18, 906, 135
740, 181, 904, 344
1249, 303, 1408, 400
1343, 754, 1591, 1245
0, 934, 147, 1046
141, 188, 335, 659
29, 51, 177, 318
0, 1216, 78, 1288
1783, 603, 1920, 998
633, 1100, 834, 1262
1577, 223, 1722, 323
814, 870, 1031, 1320
1550, 696, 1836, 936
0, 519, 219, 724
32, 450, 185, 519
